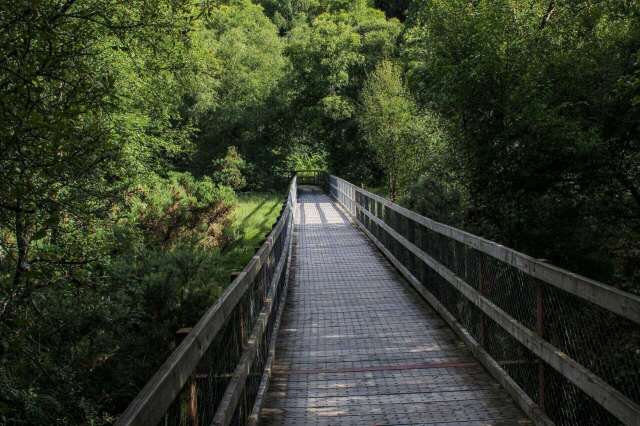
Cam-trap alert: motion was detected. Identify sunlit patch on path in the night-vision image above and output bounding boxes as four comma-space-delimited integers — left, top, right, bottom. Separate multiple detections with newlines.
260, 187, 529, 425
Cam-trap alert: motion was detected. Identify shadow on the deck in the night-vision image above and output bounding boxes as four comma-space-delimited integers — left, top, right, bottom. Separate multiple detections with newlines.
259, 189, 529, 426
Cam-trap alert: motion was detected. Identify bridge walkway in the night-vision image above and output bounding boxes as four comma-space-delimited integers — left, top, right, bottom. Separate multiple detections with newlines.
259, 188, 529, 425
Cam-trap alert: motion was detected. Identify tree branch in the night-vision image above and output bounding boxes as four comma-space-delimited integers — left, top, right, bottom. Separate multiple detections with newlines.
540, 1, 556, 30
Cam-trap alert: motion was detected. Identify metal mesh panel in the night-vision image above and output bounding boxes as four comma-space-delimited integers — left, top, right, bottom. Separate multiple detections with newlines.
232, 241, 290, 425
158, 207, 291, 426
161, 293, 246, 426
328, 177, 640, 426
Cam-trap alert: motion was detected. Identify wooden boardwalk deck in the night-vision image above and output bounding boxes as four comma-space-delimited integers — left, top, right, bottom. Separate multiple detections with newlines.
259, 188, 530, 426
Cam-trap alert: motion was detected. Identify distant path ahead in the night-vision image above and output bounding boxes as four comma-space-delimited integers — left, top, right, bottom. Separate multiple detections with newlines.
260, 188, 528, 425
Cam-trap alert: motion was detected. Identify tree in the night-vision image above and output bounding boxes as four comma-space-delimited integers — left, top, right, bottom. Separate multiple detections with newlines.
0, 0, 197, 325
256, 0, 322, 32
284, 1, 402, 182
0, 2, 244, 423
188, 0, 287, 182
402, 0, 640, 287
212, 146, 247, 190
359, 60, 446, 200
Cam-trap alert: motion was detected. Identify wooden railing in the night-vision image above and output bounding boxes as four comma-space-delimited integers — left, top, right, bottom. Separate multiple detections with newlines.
116, 177, 297, 426
327, 175, 640, 426
291, 169, 325, 186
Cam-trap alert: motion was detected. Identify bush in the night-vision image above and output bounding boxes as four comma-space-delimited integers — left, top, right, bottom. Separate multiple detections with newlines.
0, 172, 237, 425
124, 172, 236, 249
402, 173, 467, 227
211, 146, 247, 191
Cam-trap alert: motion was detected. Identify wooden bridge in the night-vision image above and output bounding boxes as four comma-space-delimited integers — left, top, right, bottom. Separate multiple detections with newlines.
117, 174, 640, 426
259, 187, 528, 425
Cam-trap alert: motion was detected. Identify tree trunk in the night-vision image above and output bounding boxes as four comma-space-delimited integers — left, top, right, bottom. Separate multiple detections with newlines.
389, 173, 397, 202
2, 201, 31, 323
539, 0, 556, 29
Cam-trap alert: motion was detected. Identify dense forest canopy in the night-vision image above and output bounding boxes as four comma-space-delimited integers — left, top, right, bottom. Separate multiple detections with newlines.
0, 0, 638, 423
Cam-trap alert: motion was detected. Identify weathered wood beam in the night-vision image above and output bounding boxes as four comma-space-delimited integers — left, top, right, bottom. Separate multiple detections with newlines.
329, 176, 640, 325
212, 213, 294, 426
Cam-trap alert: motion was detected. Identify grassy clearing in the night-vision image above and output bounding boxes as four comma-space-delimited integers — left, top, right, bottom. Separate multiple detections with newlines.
364, 185, 388, 198
213, 192, 284, 285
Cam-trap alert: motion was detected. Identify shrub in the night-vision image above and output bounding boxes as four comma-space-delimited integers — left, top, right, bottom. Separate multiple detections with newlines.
124, 172, 237, 249
212, 147, 247, 191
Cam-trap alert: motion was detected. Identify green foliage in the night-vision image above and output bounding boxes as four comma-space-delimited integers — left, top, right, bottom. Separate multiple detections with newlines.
359, 60, 448, 200
0, 0, 201, 331
0, 2, 256, 424
284, 143, 329, 171
123, 172, 237, 249
403, 0, 640, 288
197, 0, 286, 123
283, 1, 402, 181
212, 147, 248, 190
0, 170, 236, 424
190, 0, 287, 177
286, 3, 400, 112
401, 173, 468, 228
221, 193, 283, 273
257, 0, 323, 31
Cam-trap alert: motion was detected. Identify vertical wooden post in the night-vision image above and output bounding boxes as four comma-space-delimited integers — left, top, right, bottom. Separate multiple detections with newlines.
230, 271, 246, 351
407, 218, 416, 274
536, 281, 545, 410
239, 306, 246, 351
478, 265, 487, 347
189, 378, 199, 426
176, 328, 198, 426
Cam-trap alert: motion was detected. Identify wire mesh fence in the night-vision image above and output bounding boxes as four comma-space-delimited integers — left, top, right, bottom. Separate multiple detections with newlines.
328, 174, 640, 426
116, 178, 297, 426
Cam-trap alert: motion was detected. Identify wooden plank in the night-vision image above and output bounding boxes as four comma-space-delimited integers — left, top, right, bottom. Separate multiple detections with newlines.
349, 207, 553, 426
260, 189, 527, 426
265, 389, 517, 409
329, 176, 640, 325
261, 399, 527, 423
354, 202, 640, 426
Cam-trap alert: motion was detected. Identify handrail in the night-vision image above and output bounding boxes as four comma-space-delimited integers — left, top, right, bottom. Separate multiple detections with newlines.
331, 180, 640, 324
290, 169, 326, 186
327, 175, 640, 426
116, 177, 297, 426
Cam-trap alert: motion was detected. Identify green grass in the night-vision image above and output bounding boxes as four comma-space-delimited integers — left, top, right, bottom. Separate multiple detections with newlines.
213, 192, 284, 285
232, 192, 283, 253
364, 185, 388, 198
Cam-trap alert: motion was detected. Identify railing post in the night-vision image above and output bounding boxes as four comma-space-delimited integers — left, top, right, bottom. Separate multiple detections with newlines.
407, 217, 416, 275
175, 328, 199, 426
189, 377, 199, 426
478, 266, 487, 347
536, 280, 545, 411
